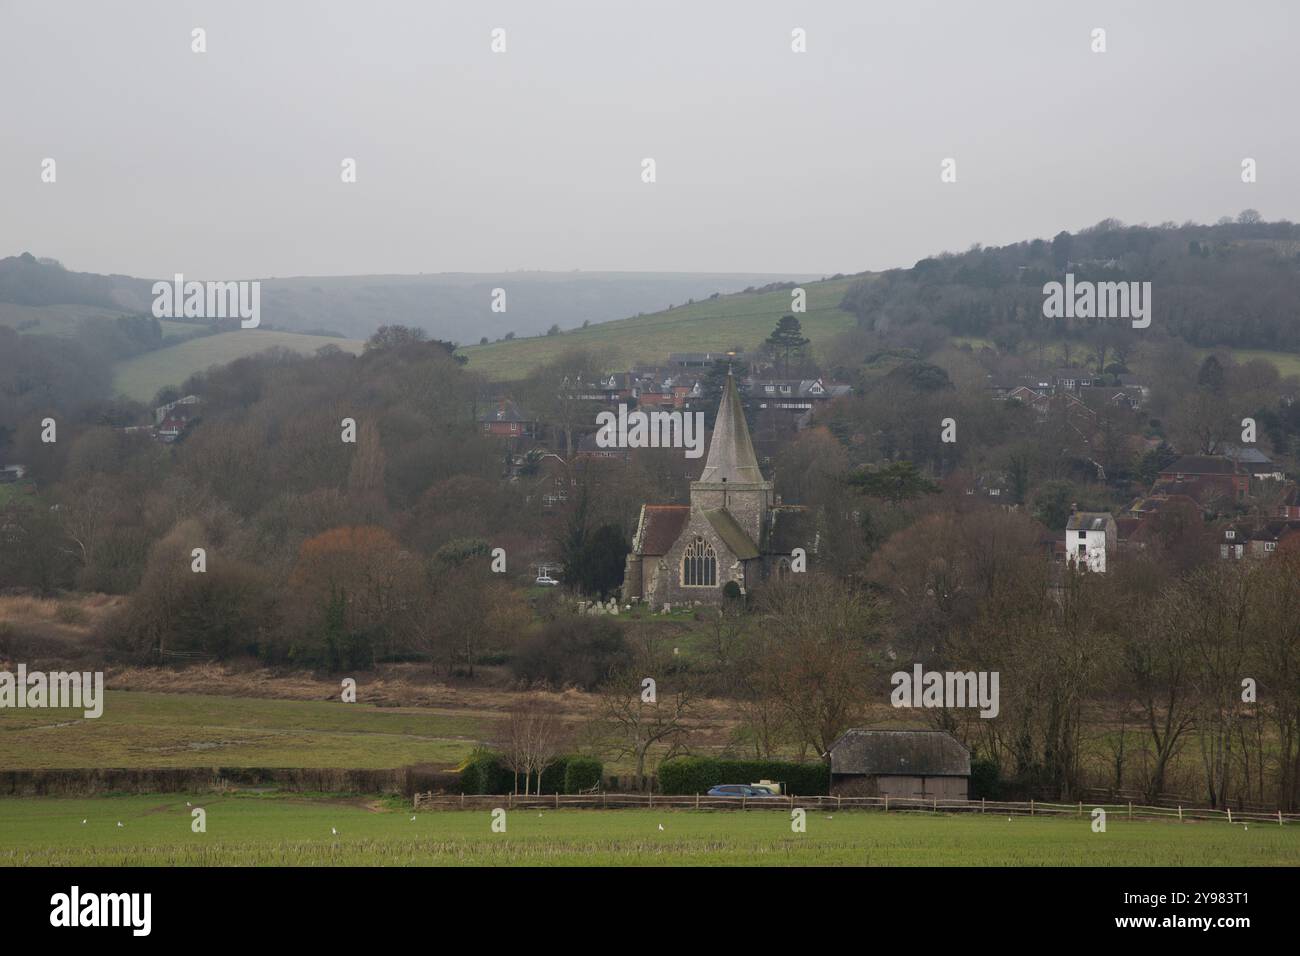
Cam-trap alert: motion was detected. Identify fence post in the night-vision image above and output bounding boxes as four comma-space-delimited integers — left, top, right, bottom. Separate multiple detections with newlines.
933, 796, 938, 814
1227, 808, 1233, 824
695, 792, 699, 810
884, 794, 888, 813
460, 793, 464, 809
1128, 801, 1132, 821
603, 791, 607, 809
649, 790, 653, 808
555, 792, 559, 810
981, 797, 985, 813
1280, 810, 1284, 826
1030, 799, 1034, 816
837, 794, 842, 811
1078, 801, 1083, 817
1178, 805, 1183, 822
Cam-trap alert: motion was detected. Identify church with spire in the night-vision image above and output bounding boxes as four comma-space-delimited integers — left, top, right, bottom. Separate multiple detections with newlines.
622, 372, 813, 607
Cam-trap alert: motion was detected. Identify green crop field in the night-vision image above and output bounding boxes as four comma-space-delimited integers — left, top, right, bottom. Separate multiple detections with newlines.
459, 277, 863, 380
0, 691, 486, 770
1, 795, 1295, 866
112, 331, 365, 401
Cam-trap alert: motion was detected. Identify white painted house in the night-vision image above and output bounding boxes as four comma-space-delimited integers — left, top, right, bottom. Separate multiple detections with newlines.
1065, 512, 1116, 572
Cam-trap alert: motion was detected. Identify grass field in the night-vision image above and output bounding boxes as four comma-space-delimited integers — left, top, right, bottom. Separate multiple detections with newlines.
112, 330, 364, 401
0, 691, 485, 769
0, 483, 35, 506
1, 795, 1295, 866
459, 276, 863, 380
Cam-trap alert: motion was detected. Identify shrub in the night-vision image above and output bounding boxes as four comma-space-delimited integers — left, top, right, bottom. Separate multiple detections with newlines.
969, 756, 1003, 800
459, 749, 514, 795
460, 751, 604, 795
55, 603, 87, 625
509, 616, 630, 689
658, 757, 829, 796
563, 757, 603, 794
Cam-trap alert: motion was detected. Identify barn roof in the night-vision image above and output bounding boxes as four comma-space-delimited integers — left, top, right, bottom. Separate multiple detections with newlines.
829, 729, 971, 777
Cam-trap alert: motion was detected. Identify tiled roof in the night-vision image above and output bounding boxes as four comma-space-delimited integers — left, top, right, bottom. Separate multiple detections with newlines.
1066, 512, 1113, 532
1160, 455, 1239, 476
638, 505, 689, 555
830, 729, 971, 777
702, 508, 759, 560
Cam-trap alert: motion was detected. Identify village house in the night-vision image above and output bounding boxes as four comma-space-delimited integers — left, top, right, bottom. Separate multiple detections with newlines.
1220, 444, 1286, 482
742, 377, 852, 413
575, 432, 630, 463
668, 350, 751, 370
154, 394, 200, 425
622, 372, 814, 608
478, 399, 538, 439
1219, 524, 1249, 560
1247, 521, 1300, 558
1065, 510, 1116, 572
1051, 368, 1096, 394
1153, 455, 1249, 509
828, 729, 971, 800
1278, 484, 1300, 519
522, 452, 574, 509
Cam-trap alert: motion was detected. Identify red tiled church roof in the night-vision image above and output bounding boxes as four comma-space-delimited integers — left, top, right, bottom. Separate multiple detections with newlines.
639, 505, 689, 555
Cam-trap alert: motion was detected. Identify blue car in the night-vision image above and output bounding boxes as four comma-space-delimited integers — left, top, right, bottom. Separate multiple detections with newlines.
706, 784, 779, 798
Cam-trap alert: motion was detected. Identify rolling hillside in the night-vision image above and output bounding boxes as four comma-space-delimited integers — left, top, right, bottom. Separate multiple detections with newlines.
459, 275, 866, 380
112, 330, 365, 401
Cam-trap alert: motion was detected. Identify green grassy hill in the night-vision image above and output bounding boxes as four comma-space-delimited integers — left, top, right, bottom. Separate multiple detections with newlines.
459, 276, 865, 380
0, 304, 202, 339
112, 330, 364, 401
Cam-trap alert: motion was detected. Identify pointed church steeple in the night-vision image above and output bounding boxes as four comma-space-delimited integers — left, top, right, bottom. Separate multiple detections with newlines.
698, 371, 763, 484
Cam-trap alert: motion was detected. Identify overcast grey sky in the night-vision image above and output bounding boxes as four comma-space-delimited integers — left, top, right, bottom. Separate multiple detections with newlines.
2, 0, 1296, 279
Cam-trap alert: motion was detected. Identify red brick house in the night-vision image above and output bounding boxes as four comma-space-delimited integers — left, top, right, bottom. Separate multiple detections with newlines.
479, 399, 538, 439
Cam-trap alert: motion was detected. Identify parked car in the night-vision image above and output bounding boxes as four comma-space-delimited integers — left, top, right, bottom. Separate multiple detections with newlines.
535, 575, 560, 586
706, 784, 780, 798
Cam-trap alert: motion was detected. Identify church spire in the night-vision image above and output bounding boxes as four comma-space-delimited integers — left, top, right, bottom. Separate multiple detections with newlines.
698, 371, 763, 484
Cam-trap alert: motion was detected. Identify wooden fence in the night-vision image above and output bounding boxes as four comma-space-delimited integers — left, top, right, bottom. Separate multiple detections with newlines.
413, 791, 1300, 824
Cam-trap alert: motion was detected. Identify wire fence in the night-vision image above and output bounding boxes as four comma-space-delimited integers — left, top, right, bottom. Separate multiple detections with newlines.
413, 791, 1300, 825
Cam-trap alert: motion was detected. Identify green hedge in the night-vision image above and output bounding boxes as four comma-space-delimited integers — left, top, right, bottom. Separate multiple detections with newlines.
658, 757, 829, 796
459, 751, 604, 794
459, 750, 515, 794
563, 757, 603, 793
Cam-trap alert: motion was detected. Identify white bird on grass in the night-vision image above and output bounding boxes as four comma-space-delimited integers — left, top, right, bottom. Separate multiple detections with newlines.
657, 823, 664, 831
186, 801, 192, 807
331, 827, 338, 836
81, 819, 87, 825
116, 821, 124, 828
410, 815, 416, 822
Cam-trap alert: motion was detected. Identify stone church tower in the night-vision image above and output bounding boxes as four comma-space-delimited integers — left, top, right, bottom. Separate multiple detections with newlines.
689, 372, 773, 541
622, 371, 809, 608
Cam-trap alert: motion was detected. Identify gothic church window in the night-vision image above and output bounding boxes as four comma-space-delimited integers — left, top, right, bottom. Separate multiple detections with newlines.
681, 537, 717, 587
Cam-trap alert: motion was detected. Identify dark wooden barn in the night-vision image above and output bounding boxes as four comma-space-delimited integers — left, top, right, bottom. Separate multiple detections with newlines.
828, 729, 971, 799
